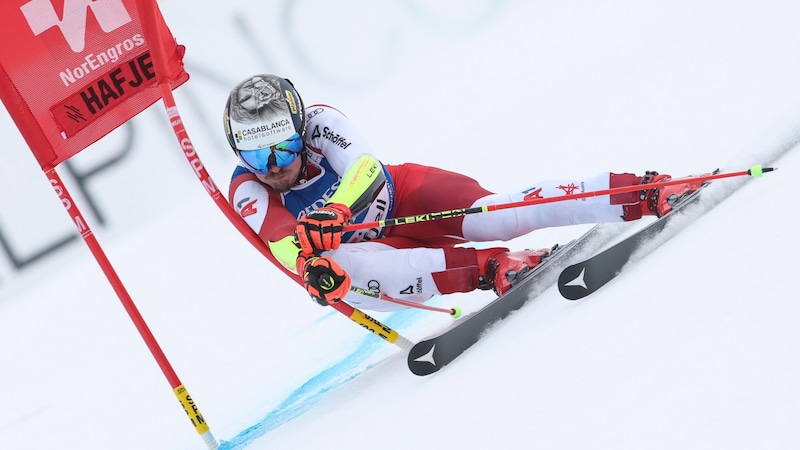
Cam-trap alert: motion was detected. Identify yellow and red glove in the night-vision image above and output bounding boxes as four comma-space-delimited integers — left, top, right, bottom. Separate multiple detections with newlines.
295, 203, 352, 254
301, 256, 352, 306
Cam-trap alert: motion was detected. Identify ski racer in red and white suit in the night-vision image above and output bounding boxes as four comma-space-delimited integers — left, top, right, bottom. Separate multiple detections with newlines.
224, 75, 698, 312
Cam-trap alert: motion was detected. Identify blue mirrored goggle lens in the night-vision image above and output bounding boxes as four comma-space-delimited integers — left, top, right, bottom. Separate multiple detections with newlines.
275, 133, 303, 152
237, 133, 303, 174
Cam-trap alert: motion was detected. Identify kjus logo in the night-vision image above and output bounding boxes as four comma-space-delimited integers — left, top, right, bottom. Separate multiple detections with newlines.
20, 0, 132, 53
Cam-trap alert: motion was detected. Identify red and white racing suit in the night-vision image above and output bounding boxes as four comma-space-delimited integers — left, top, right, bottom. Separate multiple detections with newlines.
229, 105, 641, 311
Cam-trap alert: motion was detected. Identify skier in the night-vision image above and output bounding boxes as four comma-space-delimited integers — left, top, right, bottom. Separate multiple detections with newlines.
224, 74, 702, 311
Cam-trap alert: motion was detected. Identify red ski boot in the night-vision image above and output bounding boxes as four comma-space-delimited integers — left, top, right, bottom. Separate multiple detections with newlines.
478, 248, 551, 296
639, 171, 708, 217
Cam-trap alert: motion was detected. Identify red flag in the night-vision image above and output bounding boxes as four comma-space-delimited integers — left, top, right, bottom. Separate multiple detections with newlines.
0, 0, 188, 169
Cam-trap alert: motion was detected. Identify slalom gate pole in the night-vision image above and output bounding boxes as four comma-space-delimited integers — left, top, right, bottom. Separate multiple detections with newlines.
156, 82, 416, 350
44, 168, 218, 449
142, 44, 415, 355
344, 165, 774, 233
159, 86, 415, 352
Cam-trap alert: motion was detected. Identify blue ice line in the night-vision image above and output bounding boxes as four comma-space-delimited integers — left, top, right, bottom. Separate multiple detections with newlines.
218, 308, 422, 449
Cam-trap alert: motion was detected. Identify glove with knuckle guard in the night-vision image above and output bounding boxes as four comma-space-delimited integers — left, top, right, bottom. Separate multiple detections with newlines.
295, 203, 352, 254
302, 256, 351, 306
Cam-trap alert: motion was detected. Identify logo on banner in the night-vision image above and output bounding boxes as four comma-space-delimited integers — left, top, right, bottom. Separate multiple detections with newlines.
20, 0, 132, 52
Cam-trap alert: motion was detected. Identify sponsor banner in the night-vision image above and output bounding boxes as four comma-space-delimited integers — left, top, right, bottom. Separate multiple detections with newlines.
0, 0, 188, 169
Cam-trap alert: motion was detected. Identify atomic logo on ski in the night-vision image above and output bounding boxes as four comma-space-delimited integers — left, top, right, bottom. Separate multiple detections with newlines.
558, 178, 715, 300
413, 344, 437, 366
406, 224, 619, 376
562, 267, 588, 289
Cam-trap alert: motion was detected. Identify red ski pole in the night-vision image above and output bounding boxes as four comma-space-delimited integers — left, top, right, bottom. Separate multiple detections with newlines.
349, 285, 462, 317
344, 165, 774, 232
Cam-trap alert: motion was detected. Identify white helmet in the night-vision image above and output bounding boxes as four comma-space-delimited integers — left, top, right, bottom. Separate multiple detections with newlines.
223, 74, 306, 174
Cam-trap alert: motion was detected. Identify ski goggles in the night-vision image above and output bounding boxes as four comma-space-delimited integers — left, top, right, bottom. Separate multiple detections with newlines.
236, 132, 303, 174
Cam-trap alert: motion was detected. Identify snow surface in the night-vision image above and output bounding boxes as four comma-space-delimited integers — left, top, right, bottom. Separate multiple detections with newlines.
2, 1, 800, 449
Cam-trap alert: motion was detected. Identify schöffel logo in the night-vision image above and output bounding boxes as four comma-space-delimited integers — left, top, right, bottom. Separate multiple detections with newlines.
20, 0, 132, 52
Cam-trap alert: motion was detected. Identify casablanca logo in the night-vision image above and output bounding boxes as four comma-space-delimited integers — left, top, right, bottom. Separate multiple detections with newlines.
20, 0, 132, 52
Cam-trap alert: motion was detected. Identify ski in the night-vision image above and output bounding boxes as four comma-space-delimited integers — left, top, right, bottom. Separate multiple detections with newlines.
558, 180, 712, 301
407, 224, 624, 376
407, 166, 773, 375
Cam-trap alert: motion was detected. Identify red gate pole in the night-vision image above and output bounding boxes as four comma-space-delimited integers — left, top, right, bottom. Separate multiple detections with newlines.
45, 167, 219, 450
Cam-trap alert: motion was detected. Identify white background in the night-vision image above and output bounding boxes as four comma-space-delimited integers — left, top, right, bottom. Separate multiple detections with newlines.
1, 1, 799, 449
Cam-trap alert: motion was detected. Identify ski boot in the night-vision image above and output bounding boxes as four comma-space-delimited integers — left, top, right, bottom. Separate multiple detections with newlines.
639, 171, 708, 217
478, 248, 552, 296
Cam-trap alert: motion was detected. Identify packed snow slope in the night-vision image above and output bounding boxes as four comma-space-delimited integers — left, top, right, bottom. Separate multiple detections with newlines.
1, 1, 800, 449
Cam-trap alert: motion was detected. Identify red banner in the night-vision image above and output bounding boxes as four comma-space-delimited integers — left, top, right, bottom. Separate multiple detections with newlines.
0, 0, 188, 169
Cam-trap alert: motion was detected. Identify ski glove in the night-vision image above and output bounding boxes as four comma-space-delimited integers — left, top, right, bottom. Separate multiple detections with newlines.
302, 256, 351, 306
295, 203, 352, 254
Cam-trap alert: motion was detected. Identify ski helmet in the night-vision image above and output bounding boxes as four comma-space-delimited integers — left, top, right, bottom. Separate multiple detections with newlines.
223, 74, 306, 174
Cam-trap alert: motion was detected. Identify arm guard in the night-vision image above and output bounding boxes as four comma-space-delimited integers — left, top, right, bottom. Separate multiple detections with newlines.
268, 154, 386, 274
327, 154, 387, 216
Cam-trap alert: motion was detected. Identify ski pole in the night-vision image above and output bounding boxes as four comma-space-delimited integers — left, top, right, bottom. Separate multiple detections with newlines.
344, 165, 774, 232
349, 285, 462, 317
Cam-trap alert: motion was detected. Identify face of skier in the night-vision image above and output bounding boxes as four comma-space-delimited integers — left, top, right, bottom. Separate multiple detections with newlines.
255, 153, 302, 193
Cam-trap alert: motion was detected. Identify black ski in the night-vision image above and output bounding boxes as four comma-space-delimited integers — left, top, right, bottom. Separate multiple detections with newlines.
407, 224, 624, 376
407, 166, 773, 374
558, 182, 711, 300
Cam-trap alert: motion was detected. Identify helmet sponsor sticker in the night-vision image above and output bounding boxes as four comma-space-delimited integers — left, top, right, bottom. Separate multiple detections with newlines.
285, 90, 298, 114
